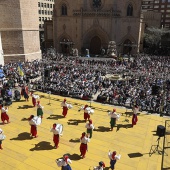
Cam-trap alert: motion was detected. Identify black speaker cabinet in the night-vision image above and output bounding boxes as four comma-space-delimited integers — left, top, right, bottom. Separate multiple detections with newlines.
44, 70, 50, 78
156, 125, 165, 137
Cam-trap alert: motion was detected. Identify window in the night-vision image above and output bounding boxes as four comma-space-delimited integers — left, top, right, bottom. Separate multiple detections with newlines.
51, 11, 53, 15
39, 17, 41, 21
50, 4, 52, 8
44, 3, 46, 8
154, 5, 159, 8
61, 4, 67, 15
41, 3, 43, 7
127, 4, 133, 16
47, 4, 49, 8
155, 0, 159, 3
38, 2, 40, 7
45, 10, 47, 15
39, 10, 41, 14
45, 17, 47, 20
48, 11, 50, 15
166, 14, 170, 17
162, 0, 166, 2
42, 17, 44, 21
39, 24, 41, 28
42, 10, 44, 14
161, 5, 165, 8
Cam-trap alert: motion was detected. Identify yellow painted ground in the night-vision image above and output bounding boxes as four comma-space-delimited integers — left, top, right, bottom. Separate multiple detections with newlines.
0, 92, 170, 170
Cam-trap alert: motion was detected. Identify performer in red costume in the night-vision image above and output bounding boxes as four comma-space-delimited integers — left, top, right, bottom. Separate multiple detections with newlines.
50, 123, 60, 149
132, 105, 138, 127
61, 99, 68, 117
1, 105, 10, 124
28, 115, 38, 138
80, 132, 90, 158
30, 91, 37, 107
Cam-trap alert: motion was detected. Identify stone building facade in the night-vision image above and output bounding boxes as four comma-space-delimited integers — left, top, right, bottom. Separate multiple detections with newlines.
53, 0, 143, 55
0, 0, 41, 63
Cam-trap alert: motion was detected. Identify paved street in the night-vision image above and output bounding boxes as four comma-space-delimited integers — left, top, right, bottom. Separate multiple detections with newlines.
0, 92, 169, 170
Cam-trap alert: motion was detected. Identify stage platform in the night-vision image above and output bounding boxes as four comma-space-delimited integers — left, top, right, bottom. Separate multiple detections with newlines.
0, 92, 169, 170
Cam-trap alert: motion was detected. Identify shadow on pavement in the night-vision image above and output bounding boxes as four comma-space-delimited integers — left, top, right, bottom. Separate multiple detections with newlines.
30, 141, 54, 151
47, 114, 64, 120
17, 105, 34, 109
94, 126, 111, 132
69, 138, 80, 143
10, 132, 33, 140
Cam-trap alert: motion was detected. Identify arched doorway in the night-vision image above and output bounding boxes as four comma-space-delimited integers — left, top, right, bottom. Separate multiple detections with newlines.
90, 36, 101, 55
123, 39, 132, 54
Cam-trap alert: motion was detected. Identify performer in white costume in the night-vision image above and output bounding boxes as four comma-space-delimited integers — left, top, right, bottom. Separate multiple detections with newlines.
80, 132, 90, 158
85, 119, 94, 138
108, 151, 121, 170
93, 161, 105, 170
108, 109, 120, 131
50, 123, 63, 149
61, 99, 73, 117
0, 128, 6, 150
28, 115, 41, 138
56, 154, 72, 170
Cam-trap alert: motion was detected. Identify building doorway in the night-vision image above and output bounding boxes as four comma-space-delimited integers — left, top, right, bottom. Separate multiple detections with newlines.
90, 36, 101, 55
123, 39, 132, 55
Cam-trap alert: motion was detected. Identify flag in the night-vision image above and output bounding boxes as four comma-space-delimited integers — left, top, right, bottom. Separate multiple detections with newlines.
18, 63, 24, 76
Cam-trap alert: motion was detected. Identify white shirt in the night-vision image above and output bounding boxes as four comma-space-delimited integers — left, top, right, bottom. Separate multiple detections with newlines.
61, 101, 68, 107
85, 123, 94, 130
58, 158, 72, 166
109, 112, 120, 120
80, 136, 90, 144
108, 151, 121, 160
1, 107, 8, 113
50, 128, 59, 135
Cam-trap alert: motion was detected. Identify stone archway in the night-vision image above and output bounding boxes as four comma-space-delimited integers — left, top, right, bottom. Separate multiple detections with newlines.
90, 36, 101, 55
123, 39, 132, 54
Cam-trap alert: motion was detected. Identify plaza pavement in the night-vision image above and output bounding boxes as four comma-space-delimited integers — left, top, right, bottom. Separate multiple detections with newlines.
0, 92, 170, 170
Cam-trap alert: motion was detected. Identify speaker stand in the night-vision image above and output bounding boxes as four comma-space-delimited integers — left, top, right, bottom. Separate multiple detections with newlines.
149, 137, 168, 157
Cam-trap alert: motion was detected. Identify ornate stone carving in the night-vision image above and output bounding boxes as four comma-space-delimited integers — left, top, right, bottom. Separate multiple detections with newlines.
107, 41, 117, 58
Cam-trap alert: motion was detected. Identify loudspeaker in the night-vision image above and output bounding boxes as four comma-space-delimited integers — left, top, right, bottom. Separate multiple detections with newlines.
152, 85, 160, 95
44, 70, 50, 78
156, 125, 165, 137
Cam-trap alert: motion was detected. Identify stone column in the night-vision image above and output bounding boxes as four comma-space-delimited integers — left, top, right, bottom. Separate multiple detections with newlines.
0, 32, 4, 65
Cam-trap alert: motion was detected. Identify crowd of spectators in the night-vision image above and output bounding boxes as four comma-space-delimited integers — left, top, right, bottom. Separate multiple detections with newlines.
0, 54, 170, 115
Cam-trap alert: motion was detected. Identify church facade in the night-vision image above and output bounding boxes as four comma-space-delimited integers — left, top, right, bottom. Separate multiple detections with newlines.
53, 0, 143, 56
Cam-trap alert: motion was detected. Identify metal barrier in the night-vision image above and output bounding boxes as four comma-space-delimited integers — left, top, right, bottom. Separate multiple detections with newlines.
161, 120, 170, 170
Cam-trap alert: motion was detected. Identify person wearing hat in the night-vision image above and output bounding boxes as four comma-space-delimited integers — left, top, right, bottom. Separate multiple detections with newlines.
37, 101, 44, 118
61, 99, 68, 117
79, 104, 90, 122
56, 154, 72, 170
30, 91, 37, 107
85, 119, 94, 138
108, 150, 121, 170
50, 123, 60, 149
80, 132, 90, 158
93, 161, 105, 170
0, 128, 6, 150
28, 115, 38, 138
1, 104, 10, 124
132, 105, 138, 127
108, 109, 120, 131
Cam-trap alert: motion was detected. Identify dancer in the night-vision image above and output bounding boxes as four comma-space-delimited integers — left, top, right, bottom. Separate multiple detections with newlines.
23, 84, 29, 101
108, 109, 120, 131
108, 151, 121, 170
1, 105, 9, 124
30, 91, 37, 107
79, 104, 91, 122
93, 161, 105, 170
132, 105, 138, 127
85, 119, 94, 138
80, 132, 90, 158
0, 128, 6, 150
37, 101, 44, 118
28, 115, 41, 138
61, 99, 68, 117
56, 154, 72, 170
50, 123, 63, 149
